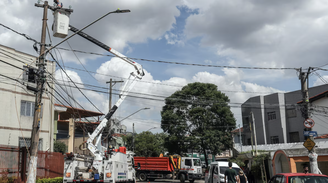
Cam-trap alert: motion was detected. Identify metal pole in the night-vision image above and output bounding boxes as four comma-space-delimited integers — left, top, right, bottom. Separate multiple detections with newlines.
133, 123, 135, 152
239, 124, 242, 152
27, 2, 48, 183
251, 112, 258, 156
249, 117, 254, 153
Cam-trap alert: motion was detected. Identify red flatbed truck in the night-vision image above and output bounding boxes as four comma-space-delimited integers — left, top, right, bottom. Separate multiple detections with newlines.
134, 156, 203, 183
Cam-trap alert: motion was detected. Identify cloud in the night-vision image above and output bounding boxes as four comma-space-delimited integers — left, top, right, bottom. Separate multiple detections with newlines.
183, 0, 328, 71
313, 75, 328, 87
1, 0, 183, 64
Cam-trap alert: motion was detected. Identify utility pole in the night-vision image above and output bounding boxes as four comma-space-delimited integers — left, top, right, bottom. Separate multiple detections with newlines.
29, 2, 73, 182
299, 68, 319, 174
239, 124, 242, 152
106, 79, 124, 111
27, 2, 49, 182
133, 123, 135, 152
251, 111, 258, 156
249, 115, 254, 153
106, 79, 123, 147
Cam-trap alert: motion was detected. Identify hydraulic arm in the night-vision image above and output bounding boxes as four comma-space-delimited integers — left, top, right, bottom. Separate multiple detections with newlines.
69, 25, 145, 169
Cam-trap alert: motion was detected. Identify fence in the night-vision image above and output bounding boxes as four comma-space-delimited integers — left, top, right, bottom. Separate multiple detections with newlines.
0, 145, 64, 182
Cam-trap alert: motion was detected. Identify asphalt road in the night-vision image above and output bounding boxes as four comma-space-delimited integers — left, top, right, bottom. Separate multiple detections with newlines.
137, 179, 205, 183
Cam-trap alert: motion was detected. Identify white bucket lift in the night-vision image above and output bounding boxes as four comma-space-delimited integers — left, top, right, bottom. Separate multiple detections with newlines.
53, 9, 70, 38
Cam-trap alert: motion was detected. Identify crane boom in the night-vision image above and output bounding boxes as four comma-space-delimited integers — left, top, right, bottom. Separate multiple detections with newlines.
69, 25, 144, 77
68, 25, 144, 163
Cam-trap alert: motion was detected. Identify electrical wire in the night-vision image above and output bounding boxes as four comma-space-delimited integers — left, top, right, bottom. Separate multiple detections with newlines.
53, 66, 277, 95
48, 51, 103, 113
56, 47, 299, 70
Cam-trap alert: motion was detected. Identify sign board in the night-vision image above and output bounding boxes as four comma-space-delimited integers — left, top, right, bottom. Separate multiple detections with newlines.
304, 118, 315, 129
303, 138, 316, 151
303, 131, 318, 137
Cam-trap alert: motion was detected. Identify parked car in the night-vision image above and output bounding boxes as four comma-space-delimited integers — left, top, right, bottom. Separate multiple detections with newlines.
268, 173, 328, 183
205, 161, 242, 183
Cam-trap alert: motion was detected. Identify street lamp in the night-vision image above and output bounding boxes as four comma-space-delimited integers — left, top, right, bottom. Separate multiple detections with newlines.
146, 127, 157, 132
118, 107, 150, 123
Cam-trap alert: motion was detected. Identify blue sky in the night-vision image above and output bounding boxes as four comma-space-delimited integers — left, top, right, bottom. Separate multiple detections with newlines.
2, 0, 328, 133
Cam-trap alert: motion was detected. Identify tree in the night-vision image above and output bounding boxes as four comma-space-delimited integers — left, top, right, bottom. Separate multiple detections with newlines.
122, 134, 134, 151
54, 141, 67, 154
134, 132, 167, 157
161, 82, 236, 167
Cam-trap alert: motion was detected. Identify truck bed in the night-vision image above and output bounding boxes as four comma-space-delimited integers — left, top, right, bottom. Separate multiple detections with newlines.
134, 157, 178, 172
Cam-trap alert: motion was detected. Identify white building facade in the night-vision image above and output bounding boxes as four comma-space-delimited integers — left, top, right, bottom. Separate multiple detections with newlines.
0, 44, 56, 151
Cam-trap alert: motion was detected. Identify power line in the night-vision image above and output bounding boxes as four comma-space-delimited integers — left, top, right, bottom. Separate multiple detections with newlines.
48, 52, 103, 113
0, 23, 40, 45
56, 47, 299, 70
54, 65, 277, 95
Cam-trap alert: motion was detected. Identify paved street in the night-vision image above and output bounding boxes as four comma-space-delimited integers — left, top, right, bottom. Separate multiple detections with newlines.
138, 179, 205, 183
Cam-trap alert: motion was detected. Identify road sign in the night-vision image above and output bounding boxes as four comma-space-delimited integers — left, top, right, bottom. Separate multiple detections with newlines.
304, 118, 315, 129
303, 131, 318, 137
303, 138, 316, 151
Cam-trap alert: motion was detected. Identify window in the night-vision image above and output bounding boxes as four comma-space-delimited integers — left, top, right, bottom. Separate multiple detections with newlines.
19, 137, 43, 150
267, 111, 276, 121
213, 165, 218, 175
287, 109, 297, 118
185, 159, 192, 166
289, 132, 300, 143
193, 159, 201, 166
271, 136, 279, 144
21, 100, 35, 116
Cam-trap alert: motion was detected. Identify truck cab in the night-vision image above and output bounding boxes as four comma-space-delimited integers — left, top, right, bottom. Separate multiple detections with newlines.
180, 157, 203, 183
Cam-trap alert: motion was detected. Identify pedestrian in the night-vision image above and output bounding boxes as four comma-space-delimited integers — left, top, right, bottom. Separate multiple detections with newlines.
239, 170, 247, 183
303, 165, 309, 174
224, 162, 240, 183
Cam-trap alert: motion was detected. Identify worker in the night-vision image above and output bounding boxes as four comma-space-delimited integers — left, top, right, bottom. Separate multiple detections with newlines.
224, 162, 240, 183
238, 170, 247, 183
303, 165, 309, 174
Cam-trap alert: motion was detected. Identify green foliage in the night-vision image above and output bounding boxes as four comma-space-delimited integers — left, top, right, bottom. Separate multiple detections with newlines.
161, 82, 236, 164
122, 133, 134, 151
134, 132, 167, 157
54, 141, 67, 154
229, 156, 245, 168
0, 169, 16, 183
251, 153, 269, 180
36, 177, 63, 183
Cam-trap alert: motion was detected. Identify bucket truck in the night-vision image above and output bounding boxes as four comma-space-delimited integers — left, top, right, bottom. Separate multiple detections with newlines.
63, 25, 144, 183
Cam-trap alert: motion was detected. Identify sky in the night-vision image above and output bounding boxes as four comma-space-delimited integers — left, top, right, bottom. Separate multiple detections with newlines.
1, 0, 328, 133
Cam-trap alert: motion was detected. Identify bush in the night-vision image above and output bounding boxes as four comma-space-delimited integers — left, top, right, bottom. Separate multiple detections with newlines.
54, 141, 67, 154
36, 177, 63, 183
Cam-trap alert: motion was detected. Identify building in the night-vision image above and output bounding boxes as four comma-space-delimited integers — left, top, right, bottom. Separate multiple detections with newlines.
0, 44, 56, 151
54, 104, 104, 153
239, 84, 328, 177
241, 84, 328, 145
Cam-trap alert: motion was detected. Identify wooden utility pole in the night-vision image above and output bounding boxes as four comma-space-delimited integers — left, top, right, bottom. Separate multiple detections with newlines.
106, 79, 123, 111
27, 2, 49, 183
299, 67, 319, 174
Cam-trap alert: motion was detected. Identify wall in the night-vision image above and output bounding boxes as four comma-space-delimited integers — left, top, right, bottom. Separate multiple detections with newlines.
312, 98, 328, 136
241, 84, 328, 145
0, 45, 55, 151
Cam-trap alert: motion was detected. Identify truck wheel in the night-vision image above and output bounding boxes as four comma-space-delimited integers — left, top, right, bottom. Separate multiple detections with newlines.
139, 173, 147, 182
189, 179, 194, 183
180, 174, 185, 183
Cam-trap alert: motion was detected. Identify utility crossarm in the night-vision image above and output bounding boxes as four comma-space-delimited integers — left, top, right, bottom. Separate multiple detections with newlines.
69, 25, 145, 160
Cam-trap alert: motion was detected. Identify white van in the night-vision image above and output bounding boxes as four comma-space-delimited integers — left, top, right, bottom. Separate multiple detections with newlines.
205, 161, 242, 183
